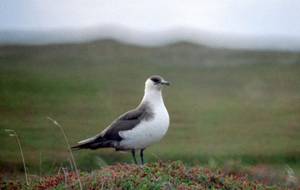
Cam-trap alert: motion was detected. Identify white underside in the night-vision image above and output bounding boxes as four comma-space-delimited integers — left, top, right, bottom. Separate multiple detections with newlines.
119, 102, 169, 150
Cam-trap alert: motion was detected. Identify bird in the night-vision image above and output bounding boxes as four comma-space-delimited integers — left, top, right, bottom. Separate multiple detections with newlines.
72, 75, 170, 165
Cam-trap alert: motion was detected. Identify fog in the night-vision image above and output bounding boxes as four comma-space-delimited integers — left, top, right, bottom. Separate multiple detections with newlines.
1, 0, 300, 50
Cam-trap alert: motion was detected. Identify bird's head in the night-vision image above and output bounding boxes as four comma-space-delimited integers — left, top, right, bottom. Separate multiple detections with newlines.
145, 75, 170, 92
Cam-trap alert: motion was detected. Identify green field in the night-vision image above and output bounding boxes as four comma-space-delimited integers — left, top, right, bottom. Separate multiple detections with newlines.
0, 41, 299, 178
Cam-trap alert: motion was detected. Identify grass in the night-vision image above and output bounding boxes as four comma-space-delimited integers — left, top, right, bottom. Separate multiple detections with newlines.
0, 41, 299, 182
4, 129, 29, 185
46, 117, 82, 190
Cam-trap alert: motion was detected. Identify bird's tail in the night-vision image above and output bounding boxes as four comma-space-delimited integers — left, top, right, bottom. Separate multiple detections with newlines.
71, 136, 114, 150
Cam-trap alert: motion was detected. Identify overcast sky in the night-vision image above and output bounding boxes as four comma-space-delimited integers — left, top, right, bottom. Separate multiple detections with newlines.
1, 0, 300, 37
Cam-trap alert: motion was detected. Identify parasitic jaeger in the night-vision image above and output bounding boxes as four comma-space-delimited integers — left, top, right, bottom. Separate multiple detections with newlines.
72, 75, 170, 165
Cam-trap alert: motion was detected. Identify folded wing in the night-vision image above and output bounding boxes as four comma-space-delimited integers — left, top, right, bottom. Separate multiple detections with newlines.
71, 106, 146, 150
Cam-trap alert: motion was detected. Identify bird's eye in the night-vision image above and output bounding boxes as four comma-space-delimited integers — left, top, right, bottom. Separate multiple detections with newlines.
151, 78, 160, 83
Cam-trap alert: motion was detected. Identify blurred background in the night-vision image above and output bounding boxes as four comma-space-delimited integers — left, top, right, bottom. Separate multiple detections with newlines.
0, 0, 299, 181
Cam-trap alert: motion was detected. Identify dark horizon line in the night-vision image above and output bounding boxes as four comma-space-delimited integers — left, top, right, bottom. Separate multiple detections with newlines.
0, 25, 300, 52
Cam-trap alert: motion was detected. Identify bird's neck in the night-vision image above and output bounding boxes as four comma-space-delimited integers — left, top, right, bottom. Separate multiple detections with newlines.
141, 89, 164, 106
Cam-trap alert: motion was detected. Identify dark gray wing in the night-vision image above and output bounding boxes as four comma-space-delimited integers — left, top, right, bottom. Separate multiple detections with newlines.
102, 105, 151, 141
72, 103, 153, 150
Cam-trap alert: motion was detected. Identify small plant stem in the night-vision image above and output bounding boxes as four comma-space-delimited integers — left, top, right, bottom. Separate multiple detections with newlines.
15, 133, 29, 186
47, 117, 83, 190
39, 152, 42, 182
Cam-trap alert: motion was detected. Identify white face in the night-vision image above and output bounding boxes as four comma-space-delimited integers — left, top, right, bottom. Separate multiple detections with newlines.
145, 76, 170, 92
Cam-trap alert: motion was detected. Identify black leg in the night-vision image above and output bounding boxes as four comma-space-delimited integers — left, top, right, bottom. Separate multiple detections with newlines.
140, 149, 145, 165
131, 149, 137, 164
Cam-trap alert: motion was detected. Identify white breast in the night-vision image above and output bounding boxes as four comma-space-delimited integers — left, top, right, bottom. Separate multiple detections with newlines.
119, 103, 169, 150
